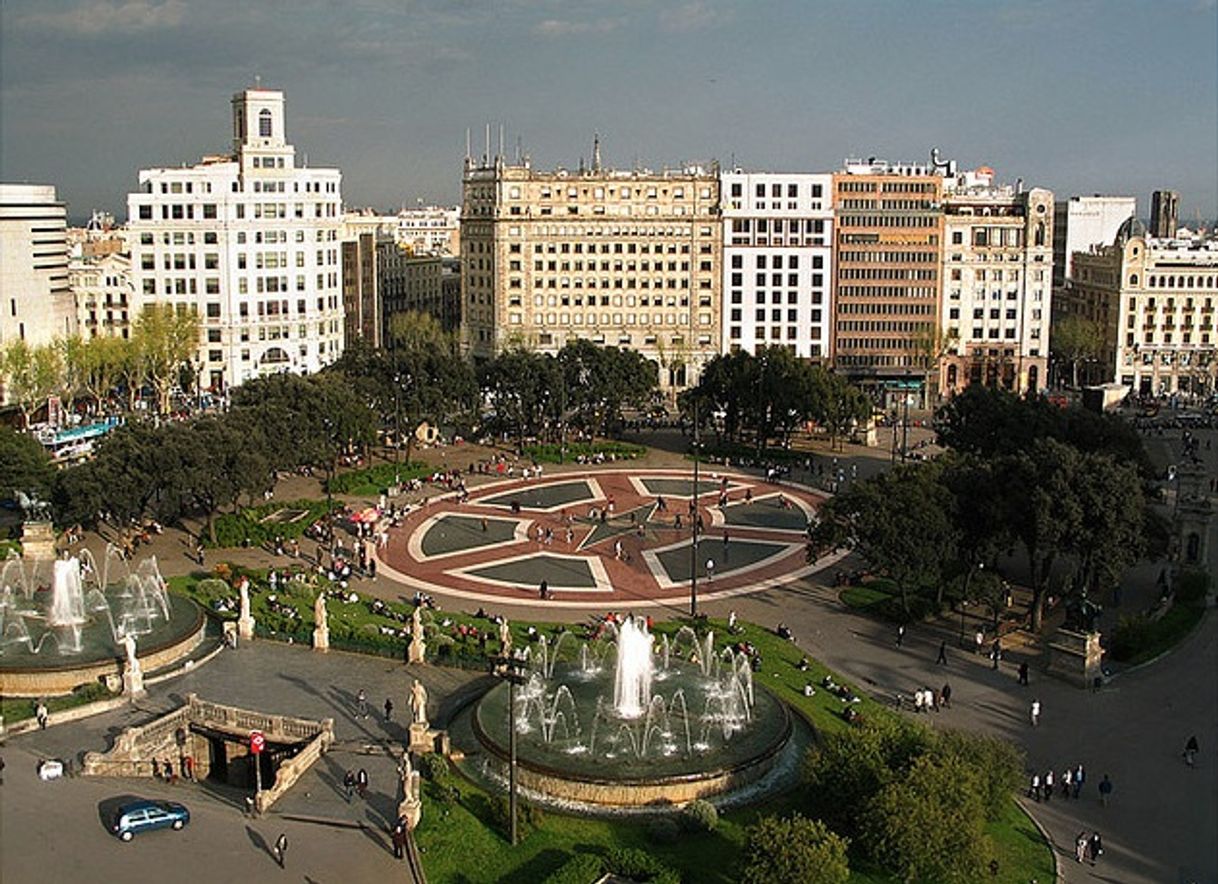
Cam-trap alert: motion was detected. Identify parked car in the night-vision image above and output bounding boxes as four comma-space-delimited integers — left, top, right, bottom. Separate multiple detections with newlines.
112, 800, 190, 841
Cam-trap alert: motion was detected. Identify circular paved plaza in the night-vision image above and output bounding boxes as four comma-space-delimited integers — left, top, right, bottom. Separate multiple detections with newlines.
377, 468, 838, 608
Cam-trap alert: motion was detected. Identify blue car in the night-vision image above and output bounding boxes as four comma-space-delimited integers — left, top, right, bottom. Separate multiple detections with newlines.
113, 800, 191, 841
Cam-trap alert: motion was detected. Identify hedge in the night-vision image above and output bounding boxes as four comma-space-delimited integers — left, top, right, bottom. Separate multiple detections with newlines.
206, 498, 336, 549
326, 461, 430, 495
522, 441, 646, 464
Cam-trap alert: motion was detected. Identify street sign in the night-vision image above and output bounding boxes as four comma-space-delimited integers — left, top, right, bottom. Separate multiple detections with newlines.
250, 730, 265, 755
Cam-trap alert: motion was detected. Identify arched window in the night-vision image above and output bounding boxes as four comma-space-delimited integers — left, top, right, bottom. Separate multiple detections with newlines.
1034, 222, 1045, 247
259, 109, 273, 138
1129, 274, 1138, 286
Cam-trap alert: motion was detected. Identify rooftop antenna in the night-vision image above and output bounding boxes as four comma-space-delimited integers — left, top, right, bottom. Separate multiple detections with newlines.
484, 123, 491, 165
593, 133, 602, 173
498, 124, 505, 162
254, 74, 262, 89
515, 135, 522, 164
465, 128, 471, 162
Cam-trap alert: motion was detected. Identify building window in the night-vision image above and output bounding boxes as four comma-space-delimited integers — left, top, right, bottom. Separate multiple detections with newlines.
259, 109, 273, 137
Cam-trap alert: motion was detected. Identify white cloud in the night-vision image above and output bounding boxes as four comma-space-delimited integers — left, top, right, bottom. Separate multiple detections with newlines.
18, 0, 188, 36
533, 16, 623, 37
658, 1, 730, 32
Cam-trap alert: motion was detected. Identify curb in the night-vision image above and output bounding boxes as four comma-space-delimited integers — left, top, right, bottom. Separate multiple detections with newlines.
1015, 796, 1064, 882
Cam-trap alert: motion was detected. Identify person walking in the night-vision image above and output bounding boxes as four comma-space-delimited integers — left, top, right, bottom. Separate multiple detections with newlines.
935, 641, 948, 666
391, 817, 407, 859
1018, 661, 1029, 686
1043, 769, 1054, 802
990, 638, 1001, 670
384, 698, 394, 722
1029, 772, 1041, 801
1030, 699, 1041, 727
1075, 831, 1090, 863
1098, 774, 1113, 806
1073, 763, 1085, 799
1088, 831, 1103, 865
940, 682, 952, 709
35, 701, 49, 730
357, 689, 368, 719
1184, 735, 1199, 767
274, 832, 288, 868
343, 769, 355, 802
1061, 767, 1073, 799
357, 767, 369, 799
705, 558, 715, 581
896, 625, 905, 648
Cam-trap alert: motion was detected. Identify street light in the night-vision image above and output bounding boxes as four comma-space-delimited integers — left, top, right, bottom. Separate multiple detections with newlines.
489, 652, 528, 845
690, 397, 700, 618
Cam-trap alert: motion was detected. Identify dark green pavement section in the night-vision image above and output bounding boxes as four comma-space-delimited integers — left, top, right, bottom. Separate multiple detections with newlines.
638, 477, 725, 498
580, 504, 657, 547
654, 539, 790, 582
467, 553, 598, 589
478, 480, 596, 510
420, 514, 519, 557
722, 498, 810, 532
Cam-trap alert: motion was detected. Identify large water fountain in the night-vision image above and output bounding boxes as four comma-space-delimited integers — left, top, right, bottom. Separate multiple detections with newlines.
0, 549, 206, 696
470, 616, 794, 808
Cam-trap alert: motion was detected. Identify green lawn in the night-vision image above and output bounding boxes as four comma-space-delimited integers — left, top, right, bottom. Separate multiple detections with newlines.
1, 682, 114, 725
1109, 569, 1210, 665
326, 460, 431, 497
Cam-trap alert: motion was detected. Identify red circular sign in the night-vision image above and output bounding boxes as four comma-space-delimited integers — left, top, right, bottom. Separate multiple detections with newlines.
250, 731, 265, 754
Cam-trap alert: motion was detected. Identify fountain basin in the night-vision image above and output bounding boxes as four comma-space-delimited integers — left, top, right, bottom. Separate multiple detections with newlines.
0, 595, 206, 697
472, 666, 792, 808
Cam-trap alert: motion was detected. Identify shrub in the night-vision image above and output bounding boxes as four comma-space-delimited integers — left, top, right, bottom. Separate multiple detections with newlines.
207, 498, 335, 549
430, 781, 461, 806
738, 814, 850, 884
604, 848, 681, 884
326, 461, 429, 495
681, 798, 718, 832
418, 752, 449, 781
522, 441, 646, 464
488, 794, 541, 841
541, 853, 605, 884
935, 730, 1023, 822
647, 816, 680, 844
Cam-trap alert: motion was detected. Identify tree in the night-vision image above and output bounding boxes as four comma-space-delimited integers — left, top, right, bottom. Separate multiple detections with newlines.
1051, 315, 1104, 388
133, 304, 200, 416
739, 814, 850, 884
940, 455, 1012, 608
388, 312, 477, 459
558, 339, 657, 438
860, 754, 989, 883
479, 348, 561, 452
910, 323, 958, 408
1067, 451, 1145, 599
1, 340, 62, 427
0, 425, 55, 498
811, 463, 958, 617
176, 413, 273, 543
812, 368, 872, 452
75, 334, 128, 413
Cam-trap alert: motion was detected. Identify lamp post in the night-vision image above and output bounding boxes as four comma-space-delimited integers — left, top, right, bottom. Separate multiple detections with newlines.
393, 371, 403, 465
490, 653, 528, 845
690, 397, 700, 618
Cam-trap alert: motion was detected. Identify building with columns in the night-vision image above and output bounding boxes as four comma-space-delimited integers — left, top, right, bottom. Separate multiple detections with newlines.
0, 184, 76, 349
127, 88, 344, 391
1062, 220, 1218, 397
460, 152, 721, 392
720, 171, 833, 358
939, 170, 1053, 396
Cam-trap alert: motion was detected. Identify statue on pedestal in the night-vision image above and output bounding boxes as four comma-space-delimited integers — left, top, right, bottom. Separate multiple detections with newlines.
407, 606, 426, 664
312, 591, 330, 652
410, 678, 429, 726
237, 576, 256, 640
121, 633, 145, 697
397, 753, 423, 830
498, 618, 512, 655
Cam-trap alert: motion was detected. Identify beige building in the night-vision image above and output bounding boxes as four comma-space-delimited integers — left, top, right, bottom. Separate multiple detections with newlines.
71, 252, 136, 339
396, 206, 460, 256
460, 155, 721, 391
1, 183, 76, 348
1062, 220, 1218, 396
940, 171, 1053, 395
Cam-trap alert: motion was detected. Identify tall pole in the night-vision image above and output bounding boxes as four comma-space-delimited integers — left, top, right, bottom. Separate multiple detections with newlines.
508, 675, 518, 846
559, 375, 566, 465
690, 398, 699, 617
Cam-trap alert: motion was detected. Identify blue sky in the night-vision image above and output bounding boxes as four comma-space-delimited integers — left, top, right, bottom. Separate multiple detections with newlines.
2, 0, 1215, 223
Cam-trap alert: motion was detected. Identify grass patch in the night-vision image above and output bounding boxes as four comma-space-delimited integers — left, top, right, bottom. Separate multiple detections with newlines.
0, 682, 115, 723
206, 498, 338, 549
1108, 569, 1210, 664
839, 577, 939, 624
522, 440, 646, 464
326, 460, 431, 496
0, 539, 22, 558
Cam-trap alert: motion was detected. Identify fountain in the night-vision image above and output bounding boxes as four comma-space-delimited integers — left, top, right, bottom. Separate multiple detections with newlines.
469, 616, 794, 809
0, 551, 207, 697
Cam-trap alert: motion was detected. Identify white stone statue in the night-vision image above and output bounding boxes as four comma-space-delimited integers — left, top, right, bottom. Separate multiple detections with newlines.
498, 618, 512, 654
410, 678, 429, 726
121, 633, 145, 697
312, 590, 329, 652
398, 752, 423, 830
408, 606, 426, 664
237, 576, 256, 641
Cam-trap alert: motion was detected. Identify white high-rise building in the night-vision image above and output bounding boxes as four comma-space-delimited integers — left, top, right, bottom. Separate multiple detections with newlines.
720, 172, 833, 358
1052, 195, 1136, 288
127, 88, 343, 391
0, 184, 75, 348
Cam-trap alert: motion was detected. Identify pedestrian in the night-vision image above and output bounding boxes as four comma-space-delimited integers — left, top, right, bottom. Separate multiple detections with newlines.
35, 700, 49, 730
914, 691, 924, 713
1184, 734, 1199, 767
1088, 831, 1103, 865
706, 558, 715, 581
1018, 661, 1029, 686
1029, 772, 1041, 801
974, 630, 984, 654
343, 769, 355, 801
384, 698, 394, 721
723, 531, 730, 550
357, 689, 368, 719
357, 767, 369, 799
539, 579, 548, 600
1098, 773, 1113, 806
990, 638, 1001, 670
1043, 769, 1053, 802
1075, 831, 1089, 863
183, 755, 195, 782
935, 640, 948, 665
480, 516, 488, 532
1062, 767, 1073, 798
896, 625, 905, 648
369, 559, 377, 580
392, 817, 407, 859
940, 682, 952, 709
1073, 763, 1085, 799
1030, 699, 1040, 727
274, 832, 288, 868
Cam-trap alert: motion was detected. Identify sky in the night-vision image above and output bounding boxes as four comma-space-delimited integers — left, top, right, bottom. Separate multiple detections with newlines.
2, 0, 1216, 224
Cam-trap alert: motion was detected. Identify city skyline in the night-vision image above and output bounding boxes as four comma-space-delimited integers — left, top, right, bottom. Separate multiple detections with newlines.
2, 0, 1216, 223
